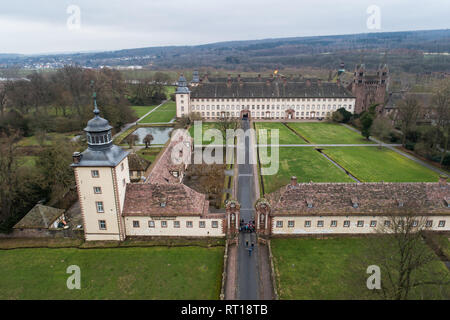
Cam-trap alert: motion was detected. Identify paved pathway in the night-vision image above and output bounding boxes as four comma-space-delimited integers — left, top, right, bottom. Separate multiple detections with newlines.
236, 119, 259, 300
342, 123, 449, 177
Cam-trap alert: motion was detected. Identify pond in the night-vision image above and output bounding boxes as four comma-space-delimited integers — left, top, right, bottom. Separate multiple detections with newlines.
130, 126, 173, 145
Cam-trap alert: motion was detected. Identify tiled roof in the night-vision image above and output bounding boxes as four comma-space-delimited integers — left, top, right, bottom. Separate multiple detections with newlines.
13, 204, 65, 229
265, 181, 450, 216
122, 183, 209, 217
145, 132, 191, 184
190, 80, 354, 99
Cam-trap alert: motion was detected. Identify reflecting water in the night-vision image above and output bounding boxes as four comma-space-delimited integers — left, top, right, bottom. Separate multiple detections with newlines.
131, 127, 173, 145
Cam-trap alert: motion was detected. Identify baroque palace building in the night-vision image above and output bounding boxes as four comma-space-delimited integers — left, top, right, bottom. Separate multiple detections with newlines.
72, 93, 448, 242
175, 66, 389, 120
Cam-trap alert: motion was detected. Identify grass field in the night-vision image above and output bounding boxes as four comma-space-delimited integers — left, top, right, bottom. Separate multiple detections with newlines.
188, 122, 223, 145
131, 105, 158, 119
323, 147, 440, 182
137, 147, 163, 163
0, 246, 223, 300
259, 147, 353, 194
271, 237, 450, 300
18, 132, 77, 147
139, 101, 176, 124
255, 122, 306, 145
286, 122, 374, 144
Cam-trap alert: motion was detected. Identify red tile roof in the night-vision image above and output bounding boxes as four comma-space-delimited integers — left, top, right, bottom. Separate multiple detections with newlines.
122, 183, 209, 217
265, 181, 450, 216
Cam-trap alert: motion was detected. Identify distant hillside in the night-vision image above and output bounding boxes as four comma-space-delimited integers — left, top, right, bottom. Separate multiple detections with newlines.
1, 29, 450, 73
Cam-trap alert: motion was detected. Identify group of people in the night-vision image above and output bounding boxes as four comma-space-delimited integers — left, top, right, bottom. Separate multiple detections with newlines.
239, 219, 255, 233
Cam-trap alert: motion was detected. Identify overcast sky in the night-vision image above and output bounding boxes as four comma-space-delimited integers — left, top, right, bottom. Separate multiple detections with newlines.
1, 0, 449, 54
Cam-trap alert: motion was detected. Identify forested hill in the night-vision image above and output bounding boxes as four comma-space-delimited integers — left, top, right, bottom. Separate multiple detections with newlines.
1, 29, 450, 72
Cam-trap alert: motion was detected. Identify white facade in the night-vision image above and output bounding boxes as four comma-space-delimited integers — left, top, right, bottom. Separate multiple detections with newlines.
270, 215, 450, 235
176, 95, 356, 120
74, 158, 130, 241
124, 216, 225, 237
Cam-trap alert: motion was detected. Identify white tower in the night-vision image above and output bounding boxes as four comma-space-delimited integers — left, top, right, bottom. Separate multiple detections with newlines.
175, 74, 190, 118
72, 93, 130, 241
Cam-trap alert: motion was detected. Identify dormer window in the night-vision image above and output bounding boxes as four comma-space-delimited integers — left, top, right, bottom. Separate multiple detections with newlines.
159, 197, 167, 207
306, 198, 313, 209
351, 197, 359, 208
397, 199, 404, 207
171, 171, 179, 178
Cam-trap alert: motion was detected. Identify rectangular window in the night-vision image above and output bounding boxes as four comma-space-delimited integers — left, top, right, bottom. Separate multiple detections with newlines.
173, 221, 180, 228
343, 220, 350, 228
186, 221, 193, 228
93, 186, 102, 194
121, 163, 124, 171
276, 221, 283, 228
384, 220, 391, 227
357, 220, 364, 227
438, 220, 446, 227
412, 220, 418, 227
370, 221, 377, 227
148, 221, 155, 228
288, 221, 295, 228
199, 221, 206, 228
96, 201, 104, 213
133, 220, 140, 228
317, 220, 324, 227
426, 220, 433, 228
91, 170, 99, 178
330, 220, 337, 227
161, 221, 167, 228
304, 220, 311, 228
98, 220, 106, 230
212, 221, 218, 228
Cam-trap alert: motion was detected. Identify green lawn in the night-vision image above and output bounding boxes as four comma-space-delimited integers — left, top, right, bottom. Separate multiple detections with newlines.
272, 237, 450, 300
131, 105, 158, 119
188, 122, 224, 145
0, 246, 223, 299
323, 147, 440, 182
18, 132, 77, 147
255, 122, 306, 145
139, 101, 176, 124
137, 147, 163, 163
18, 156, 38, 167
259, 147, 353, 194
286, 122, 375, 144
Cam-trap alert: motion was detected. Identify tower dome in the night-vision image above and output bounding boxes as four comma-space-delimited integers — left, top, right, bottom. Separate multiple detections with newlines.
84, 93, 113, 150
176, 74, 190, 93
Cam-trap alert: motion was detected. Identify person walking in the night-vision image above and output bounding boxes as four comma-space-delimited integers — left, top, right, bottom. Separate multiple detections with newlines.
245, 240, 249, 247
248, 247, 253, 257
251, 242, 255, 249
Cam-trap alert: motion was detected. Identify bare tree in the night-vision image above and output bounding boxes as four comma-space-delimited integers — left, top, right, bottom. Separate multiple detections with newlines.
396, 96, 423, 146
125, 133, 138, 149
143, 134, 154, 149
431, 79, 450, 165
217, 113, 239, 146
371, 116, 393, 148
365, 214, 449, 300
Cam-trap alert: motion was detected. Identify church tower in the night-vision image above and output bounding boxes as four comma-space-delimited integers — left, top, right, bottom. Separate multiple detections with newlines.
175, 74, 190, 118
71, 93, 130, 241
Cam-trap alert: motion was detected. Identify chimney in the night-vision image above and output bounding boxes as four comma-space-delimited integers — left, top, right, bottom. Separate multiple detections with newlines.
290, 176, 298, 186
72, 151, 82, 164
306, 79, 311, 87
439, 175, 448, 186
